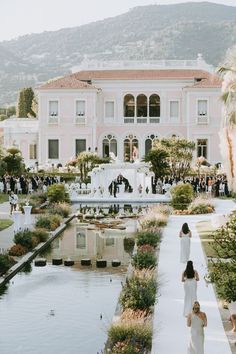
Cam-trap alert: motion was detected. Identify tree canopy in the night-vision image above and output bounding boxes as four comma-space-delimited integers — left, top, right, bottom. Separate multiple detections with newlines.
144, 148, 169, 181
152, 137, 195, 179
17, 87, 37, 118
3, 148, 25, 175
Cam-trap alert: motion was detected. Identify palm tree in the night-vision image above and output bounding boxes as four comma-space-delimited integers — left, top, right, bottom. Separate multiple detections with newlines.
76, 151, 110, 183
218, 46, 236, 192
76, 152, 99, 183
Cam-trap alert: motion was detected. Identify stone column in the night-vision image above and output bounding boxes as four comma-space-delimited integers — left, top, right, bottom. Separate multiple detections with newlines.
23, 205, 32, 227
12, 210, 23, 233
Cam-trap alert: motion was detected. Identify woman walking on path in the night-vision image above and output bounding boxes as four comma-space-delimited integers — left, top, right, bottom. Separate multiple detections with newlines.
182, 260, 199, 316
179, 222, 192, 263
9, 191, 18, 215
187, 301, 207, 354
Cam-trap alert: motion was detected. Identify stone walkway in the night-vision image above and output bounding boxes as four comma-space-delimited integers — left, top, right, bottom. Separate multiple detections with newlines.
0, 202, 15, 251
152, 199, 236, 354
0, 202, 35, 251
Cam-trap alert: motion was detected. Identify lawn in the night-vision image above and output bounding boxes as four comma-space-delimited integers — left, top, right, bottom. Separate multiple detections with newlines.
195, 220, 218, 258
0, 193, 25, 204
0, 194, 9, 204
0, 219, 13, 231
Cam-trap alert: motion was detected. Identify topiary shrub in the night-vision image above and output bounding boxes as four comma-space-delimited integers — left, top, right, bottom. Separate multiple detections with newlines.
170, 183, 193, 210
47, 184, 70, 203
120, 273, 157, 310
136, 231, 161, 248
9, 244, 28, 256
14, 229, 34, 250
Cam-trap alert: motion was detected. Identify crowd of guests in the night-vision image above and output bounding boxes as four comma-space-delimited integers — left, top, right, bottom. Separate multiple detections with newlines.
0, 175, 62, 195
0, 174, 230, 201
155, 175, 229, 197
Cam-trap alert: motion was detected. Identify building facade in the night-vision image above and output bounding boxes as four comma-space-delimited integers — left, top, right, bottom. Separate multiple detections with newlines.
0, 57, 223, 168
0, 118, 38, 168
37, 57, 222, 167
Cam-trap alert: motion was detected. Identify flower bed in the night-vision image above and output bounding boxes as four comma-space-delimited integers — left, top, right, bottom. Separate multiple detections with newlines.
47, 202, 71, 218
9, 228, 50, 256
106, 205, 170, 353
0, 254, 16, 275
35, 214, 62, 231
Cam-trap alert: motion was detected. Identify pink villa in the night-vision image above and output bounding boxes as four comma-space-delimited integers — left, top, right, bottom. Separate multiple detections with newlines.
0, 56, 223, 168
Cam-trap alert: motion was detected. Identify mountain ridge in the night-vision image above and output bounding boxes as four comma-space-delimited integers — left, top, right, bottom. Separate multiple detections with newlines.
0, 2, 235, 105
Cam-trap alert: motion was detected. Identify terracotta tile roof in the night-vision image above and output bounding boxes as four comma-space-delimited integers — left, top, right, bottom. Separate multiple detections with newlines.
186, 74, 222, 88
37, 74, 98, 90
38, 69, 222, 90
74, 69, 219, 82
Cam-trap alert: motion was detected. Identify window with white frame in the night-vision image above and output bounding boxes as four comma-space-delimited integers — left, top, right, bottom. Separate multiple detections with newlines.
149, 94, 160, 117
29, 144, 37, 159
197, 139, 208, 159
145, 134, 158, 155
48, 139, 59, 159
170, 101, 179, 119
49, 101, 58, 116
124, 94, 135, 117
75, 139, 86, 156
102, 134, 117, 158
124, 134, 139, 162
105, 101, 115, 118
76, 100, 86, 116
197, 100, 207, 116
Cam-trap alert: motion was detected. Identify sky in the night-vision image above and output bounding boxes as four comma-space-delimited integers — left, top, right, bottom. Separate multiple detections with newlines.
0, 0, 235, 42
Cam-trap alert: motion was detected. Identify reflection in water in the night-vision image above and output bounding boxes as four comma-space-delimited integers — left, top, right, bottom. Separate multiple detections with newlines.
48, 218, 137, 265
20, 262, 32, 274
0, 217, 137, 354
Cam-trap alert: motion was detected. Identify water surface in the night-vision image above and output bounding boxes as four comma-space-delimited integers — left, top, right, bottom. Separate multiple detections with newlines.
0, 265, 125, 354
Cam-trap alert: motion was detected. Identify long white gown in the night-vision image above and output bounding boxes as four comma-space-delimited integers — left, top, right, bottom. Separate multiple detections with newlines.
180, 231, 190, 263
183, 278, 197, 316
188, 314, 204, 354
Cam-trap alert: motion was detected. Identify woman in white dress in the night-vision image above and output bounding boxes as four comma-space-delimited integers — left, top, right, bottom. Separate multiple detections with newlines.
187, 301, 207, 354
182, 260, 199, 316
179, 222, 192, 263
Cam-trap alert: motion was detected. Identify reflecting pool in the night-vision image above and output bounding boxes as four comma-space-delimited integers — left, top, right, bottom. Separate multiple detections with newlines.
0, 218, 137, 354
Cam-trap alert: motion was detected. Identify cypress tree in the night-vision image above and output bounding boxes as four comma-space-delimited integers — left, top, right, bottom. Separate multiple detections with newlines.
17, 87, 36, 118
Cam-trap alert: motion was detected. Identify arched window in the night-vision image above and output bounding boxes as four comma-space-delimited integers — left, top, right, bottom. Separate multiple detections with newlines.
102, 134, 117, 158
124, 134, 139, 162
149, 94, 160, 117
137, 94, 147, 117
145, 134, 159, 155
124, 94, 135, 117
